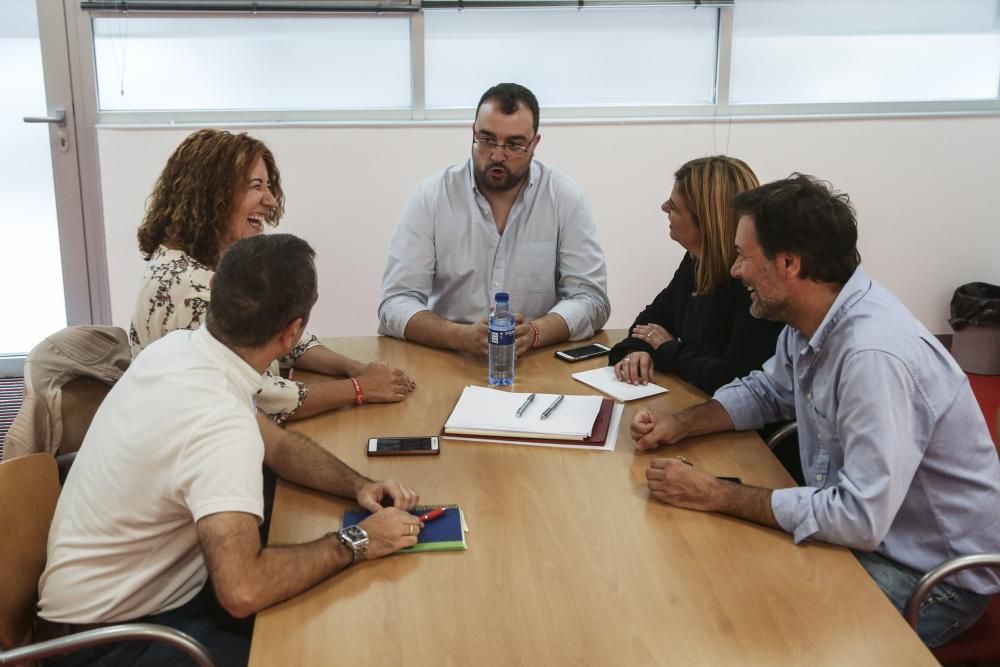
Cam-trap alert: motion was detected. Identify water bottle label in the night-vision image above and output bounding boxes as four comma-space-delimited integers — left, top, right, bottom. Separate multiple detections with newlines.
490, 330, 514, 345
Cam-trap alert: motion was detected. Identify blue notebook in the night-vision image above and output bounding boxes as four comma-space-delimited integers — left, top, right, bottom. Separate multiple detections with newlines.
342, 505, 468, 553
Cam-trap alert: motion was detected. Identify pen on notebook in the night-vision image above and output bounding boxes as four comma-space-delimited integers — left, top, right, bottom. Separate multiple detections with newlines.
418, 507, 448, 522
540, 395, 565, 420
515, 393, 536, 418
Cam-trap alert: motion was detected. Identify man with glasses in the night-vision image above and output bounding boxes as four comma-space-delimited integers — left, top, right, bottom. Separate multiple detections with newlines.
378, 83, 609, 357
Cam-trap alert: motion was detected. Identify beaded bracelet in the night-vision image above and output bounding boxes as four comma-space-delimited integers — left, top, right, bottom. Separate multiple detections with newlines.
528, 320, 540, 349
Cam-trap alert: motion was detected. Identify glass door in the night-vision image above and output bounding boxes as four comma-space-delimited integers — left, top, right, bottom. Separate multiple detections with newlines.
1, 0, 102, 375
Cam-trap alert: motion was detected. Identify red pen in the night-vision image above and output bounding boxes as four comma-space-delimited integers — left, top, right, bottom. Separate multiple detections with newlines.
418, 507, 448, 522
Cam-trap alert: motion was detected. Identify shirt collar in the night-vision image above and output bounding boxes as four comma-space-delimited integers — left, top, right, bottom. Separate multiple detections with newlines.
191, 325, 265, 397
804, 266, 872, 352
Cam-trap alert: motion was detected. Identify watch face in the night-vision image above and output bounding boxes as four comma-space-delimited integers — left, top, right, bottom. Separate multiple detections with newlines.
342, 525, 366, 543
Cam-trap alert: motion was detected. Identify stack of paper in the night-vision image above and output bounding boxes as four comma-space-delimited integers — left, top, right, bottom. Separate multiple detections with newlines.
571, 366, 669, 402
444, 386, 604, 440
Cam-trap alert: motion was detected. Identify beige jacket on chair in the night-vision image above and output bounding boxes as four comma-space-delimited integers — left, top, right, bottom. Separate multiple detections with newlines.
3, 326, 130, 461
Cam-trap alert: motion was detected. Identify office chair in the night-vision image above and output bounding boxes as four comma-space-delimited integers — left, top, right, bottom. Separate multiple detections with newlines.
4, 326, 129, 464
764, 421, 798, 450
0, 453, 216, 666
904, 554, 1000, 664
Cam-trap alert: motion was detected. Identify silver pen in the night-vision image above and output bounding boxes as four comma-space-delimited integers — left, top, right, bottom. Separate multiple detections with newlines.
515, 393, 536, 418
540, 395, 564, 420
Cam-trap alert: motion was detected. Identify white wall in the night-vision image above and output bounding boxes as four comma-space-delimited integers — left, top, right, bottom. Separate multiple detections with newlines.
98, 115, 1000, 338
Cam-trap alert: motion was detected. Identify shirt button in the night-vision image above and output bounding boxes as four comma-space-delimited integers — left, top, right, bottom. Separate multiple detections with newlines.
806, 392, 813, 401
815, 474, 825, 482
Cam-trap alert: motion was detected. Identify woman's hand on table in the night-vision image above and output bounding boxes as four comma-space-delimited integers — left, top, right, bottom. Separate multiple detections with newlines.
358, 362, 416, 402
630, 323, 673, 350
614, 350, 654, 385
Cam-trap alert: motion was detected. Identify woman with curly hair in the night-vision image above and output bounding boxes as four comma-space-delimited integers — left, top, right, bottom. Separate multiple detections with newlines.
131, 128, 415, 423
609, 156, 783, 395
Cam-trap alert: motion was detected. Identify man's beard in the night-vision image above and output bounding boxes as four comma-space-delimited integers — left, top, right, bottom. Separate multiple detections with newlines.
473, 160, 528, 193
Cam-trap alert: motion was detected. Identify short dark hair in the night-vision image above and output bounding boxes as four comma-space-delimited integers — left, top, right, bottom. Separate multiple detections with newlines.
476, 83, 540, 135
731, 174, 861, 285
207, 234, 317, 348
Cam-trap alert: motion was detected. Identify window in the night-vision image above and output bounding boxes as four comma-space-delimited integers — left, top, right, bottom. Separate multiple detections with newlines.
81, 0, 1000, 122
423, 6, 719, 110
93, 16, 411, 111
730, 0, 1000, 105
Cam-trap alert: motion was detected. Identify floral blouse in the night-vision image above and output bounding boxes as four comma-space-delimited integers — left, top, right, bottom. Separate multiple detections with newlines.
129, 246, 320, 423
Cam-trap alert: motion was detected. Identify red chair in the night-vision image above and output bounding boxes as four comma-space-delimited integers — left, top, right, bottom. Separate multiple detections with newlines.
904, 554, 1000, 664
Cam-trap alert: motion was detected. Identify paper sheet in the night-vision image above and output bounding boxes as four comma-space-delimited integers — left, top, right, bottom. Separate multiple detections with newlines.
571, 366, 669, 402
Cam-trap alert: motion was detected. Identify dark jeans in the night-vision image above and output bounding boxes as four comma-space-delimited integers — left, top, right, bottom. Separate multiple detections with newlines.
854, 550, 991, 648
45, 585, 251, 667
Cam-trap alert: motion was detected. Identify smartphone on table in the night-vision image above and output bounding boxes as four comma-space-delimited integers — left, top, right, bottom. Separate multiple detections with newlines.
554, 343, 611, 362
367, 436, 440, 456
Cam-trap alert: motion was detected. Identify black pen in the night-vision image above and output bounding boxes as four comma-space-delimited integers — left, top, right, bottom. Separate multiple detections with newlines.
675, 456, 742, 484
540, 395, 564, 420
516, 393, 536, 418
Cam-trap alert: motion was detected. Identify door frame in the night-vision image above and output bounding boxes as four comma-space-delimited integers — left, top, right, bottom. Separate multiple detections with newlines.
2, 1, 110, 378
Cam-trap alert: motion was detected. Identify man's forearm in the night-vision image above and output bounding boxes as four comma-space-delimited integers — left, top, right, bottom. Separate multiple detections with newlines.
530, 313, 570, 348
200, 511, 355, 618
259, 414, 370, 498
714, 482, 780, 530
403, 310, 465, 351
675, 400, 737, 440
242, 534, 353, 617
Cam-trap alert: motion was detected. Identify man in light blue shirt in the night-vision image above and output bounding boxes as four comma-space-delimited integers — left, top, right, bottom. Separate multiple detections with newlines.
631, 174, 1000, 647
378, 83, 609, 358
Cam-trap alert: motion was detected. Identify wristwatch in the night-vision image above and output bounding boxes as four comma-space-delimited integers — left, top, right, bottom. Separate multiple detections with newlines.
335, 525, 369, 564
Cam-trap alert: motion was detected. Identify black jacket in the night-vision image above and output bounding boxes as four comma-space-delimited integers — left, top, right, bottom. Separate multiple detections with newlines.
608, 254, 784, 395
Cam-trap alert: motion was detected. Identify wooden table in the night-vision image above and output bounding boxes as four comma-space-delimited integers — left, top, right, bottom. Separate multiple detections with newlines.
249, 331, 936, 666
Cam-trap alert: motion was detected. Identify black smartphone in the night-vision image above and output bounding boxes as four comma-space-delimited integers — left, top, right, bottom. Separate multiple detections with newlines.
367, 436, 440, 456
554, 343, 612, 362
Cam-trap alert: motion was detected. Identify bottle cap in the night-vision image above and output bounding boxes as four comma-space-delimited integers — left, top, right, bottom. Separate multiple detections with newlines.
495, 292, 509, 303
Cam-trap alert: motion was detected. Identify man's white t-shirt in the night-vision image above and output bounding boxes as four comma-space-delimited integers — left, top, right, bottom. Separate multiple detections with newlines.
38, 326, 265, 623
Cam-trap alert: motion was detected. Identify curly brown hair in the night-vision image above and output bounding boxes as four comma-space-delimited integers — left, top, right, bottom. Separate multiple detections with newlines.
137, 129, 285, 268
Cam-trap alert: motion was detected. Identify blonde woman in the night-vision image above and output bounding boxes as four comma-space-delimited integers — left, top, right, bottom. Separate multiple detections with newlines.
610, 156, 783, 394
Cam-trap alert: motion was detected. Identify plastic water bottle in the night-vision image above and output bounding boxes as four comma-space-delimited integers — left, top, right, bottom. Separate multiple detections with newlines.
488, 292, 515, 386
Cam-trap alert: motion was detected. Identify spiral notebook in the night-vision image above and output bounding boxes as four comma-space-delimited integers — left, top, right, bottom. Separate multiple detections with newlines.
342, 505, 468, 553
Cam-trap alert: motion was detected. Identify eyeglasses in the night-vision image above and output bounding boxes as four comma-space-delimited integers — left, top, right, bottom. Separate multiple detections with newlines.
473, 136, 533, 158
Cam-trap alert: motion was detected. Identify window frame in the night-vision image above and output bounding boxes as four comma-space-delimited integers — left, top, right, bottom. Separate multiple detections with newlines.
76, 1, 1000, 128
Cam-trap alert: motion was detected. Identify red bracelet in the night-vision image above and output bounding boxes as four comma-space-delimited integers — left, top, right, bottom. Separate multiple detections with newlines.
350, 377, 364, 405
528, 320, 540, 349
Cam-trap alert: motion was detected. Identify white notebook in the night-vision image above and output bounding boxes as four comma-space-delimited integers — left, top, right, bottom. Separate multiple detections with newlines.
444, 386, 604, 439
571, 366, 669, 402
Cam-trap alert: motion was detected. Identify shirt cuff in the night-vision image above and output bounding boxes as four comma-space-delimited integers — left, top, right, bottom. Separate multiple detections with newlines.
713, 380, 766, 431
771, 486, 820, 544
378, 301, 429, 339
284, 331, 320, 363
548, 299, 597, 340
